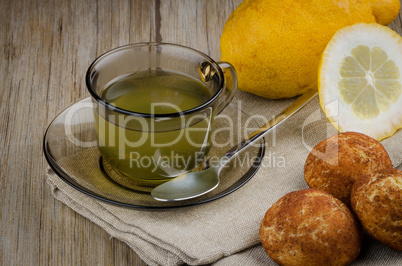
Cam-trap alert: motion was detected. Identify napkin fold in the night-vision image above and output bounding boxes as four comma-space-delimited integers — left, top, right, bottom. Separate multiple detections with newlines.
46, 92, 402, 265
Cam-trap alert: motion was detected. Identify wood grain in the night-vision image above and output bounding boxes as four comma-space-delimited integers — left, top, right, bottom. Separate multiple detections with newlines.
0, 0, 401, 265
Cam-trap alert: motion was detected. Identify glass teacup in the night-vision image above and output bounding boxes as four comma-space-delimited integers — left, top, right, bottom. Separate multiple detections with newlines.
86, 43, 237, 186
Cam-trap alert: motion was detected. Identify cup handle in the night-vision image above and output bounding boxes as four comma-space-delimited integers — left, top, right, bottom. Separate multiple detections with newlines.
217, 61, 237, 114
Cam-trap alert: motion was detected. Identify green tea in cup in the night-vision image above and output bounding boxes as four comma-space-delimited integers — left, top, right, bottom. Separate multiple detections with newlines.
95, 70, 214, 184
86, 43, 237, 187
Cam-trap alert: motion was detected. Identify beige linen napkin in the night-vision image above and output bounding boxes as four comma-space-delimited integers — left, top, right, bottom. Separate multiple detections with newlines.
46, 92, 402, 265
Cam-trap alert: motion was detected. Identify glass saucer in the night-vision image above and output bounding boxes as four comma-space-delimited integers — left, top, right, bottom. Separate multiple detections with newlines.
43, 98, 265, 209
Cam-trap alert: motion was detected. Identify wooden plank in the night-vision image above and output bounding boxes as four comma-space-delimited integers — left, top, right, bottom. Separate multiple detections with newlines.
159, 0, 242, 59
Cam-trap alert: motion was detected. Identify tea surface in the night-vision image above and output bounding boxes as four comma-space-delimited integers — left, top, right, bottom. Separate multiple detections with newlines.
101, 70, 212, 114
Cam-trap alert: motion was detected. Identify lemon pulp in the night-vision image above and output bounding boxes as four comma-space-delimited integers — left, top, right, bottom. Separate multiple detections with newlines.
339, 45, 401, 119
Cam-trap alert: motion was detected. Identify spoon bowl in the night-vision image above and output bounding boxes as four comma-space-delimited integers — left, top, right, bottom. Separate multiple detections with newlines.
151, 166, 220, 201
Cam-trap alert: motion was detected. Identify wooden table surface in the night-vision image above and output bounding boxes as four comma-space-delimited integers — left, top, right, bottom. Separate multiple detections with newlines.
1, 0, 401, 265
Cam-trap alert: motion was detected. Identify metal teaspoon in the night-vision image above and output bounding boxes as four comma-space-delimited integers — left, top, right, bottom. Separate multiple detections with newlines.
151, 89, 317, 201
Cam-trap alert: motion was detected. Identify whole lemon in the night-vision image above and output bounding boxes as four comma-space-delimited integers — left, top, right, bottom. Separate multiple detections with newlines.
220, 0, 400, 99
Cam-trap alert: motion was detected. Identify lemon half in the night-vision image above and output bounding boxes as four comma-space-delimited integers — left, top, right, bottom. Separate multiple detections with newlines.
319, 23, 402, 141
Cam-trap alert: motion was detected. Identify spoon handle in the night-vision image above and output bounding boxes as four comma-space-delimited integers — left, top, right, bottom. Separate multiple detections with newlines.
218, 89, 318, 167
